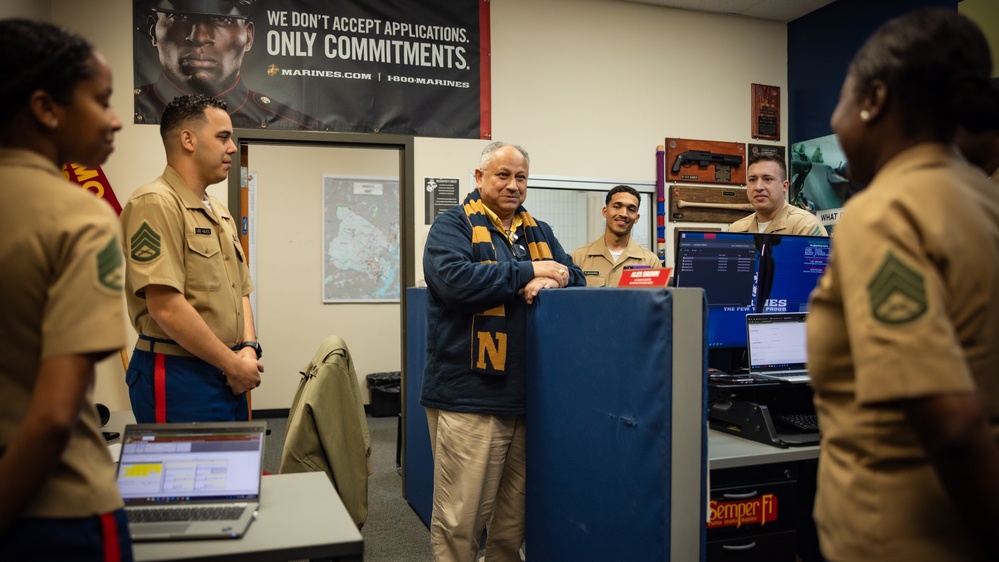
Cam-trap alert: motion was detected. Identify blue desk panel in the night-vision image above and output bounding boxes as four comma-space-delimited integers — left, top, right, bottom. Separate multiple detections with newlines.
404, 287, 433, 526
404, 287, 707, 559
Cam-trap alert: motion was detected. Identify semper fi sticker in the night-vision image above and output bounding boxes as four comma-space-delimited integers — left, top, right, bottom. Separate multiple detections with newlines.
708, 493, 778, 529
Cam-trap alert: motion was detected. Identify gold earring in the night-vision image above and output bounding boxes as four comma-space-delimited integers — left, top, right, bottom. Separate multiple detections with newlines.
860, 110, 871, 122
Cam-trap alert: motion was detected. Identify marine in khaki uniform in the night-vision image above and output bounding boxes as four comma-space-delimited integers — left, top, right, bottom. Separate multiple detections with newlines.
808, 10, 999, 561
571, 185, 663, 287
0, 20, 133, 559
121, 94, 262, 424
728, 153, 827, 236
0, 149, 125, 524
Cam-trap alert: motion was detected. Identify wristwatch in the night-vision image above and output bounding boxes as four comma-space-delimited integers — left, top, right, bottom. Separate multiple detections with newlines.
238, 340, 263, 359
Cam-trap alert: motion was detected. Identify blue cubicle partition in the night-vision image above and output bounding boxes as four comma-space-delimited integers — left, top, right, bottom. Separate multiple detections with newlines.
404, 287, 433, 526
404, 287, 708, 560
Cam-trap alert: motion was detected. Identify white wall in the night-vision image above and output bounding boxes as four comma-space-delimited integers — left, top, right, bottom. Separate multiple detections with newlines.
0, 0, 49, 20
27, 0, 786, 411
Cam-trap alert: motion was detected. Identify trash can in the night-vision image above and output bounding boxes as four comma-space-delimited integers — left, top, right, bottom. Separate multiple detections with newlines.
366, 371, 401, 417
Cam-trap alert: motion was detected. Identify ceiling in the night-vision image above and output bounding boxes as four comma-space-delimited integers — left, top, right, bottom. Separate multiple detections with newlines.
623, 0, 837, 22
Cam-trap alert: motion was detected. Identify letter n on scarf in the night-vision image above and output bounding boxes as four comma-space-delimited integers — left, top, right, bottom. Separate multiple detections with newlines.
463, 189, 551, 376
472, 304, 508, 374
476, 331, 507, 371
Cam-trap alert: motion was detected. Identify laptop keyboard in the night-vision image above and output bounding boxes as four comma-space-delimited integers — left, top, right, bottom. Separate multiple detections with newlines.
771, 371, 808, 379
775, 413, 819, 432
128, 505, 246, 523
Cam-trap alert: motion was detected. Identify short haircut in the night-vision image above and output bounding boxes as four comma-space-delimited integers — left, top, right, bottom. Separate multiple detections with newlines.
0, 19, 95, 131
479, 141, 530, 171
748, 152, 787, 181
160, 94, 228, 139
606, 184, 641, 207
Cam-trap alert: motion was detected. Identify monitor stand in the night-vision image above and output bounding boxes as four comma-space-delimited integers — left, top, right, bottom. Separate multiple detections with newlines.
708, 383, 820, 448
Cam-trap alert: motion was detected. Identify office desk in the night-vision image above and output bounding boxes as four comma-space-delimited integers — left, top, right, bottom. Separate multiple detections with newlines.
708, 429, 818, 469
133, 472, 363, 562
707, 429, 820, 561
104, 412, 363, 562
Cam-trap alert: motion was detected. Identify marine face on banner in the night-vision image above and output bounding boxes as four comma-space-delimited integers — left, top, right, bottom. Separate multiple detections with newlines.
148, 0, 255, 95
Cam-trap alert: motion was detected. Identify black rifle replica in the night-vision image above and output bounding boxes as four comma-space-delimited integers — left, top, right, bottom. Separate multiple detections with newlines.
671, 150, 743, 174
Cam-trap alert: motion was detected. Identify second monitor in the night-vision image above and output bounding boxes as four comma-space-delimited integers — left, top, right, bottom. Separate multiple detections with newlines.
673, 230, 831, 350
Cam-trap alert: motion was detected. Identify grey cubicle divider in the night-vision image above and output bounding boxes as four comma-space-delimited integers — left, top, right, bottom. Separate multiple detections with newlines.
403, 287, 708, 559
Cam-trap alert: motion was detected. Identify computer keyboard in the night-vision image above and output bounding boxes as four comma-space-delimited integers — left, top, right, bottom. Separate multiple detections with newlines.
775, 413, 820, 432
127, 506, 246, 523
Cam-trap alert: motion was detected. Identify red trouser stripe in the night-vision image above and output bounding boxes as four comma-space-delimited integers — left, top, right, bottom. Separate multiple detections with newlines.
154, 353, 167, 423
99, 512, 121, 562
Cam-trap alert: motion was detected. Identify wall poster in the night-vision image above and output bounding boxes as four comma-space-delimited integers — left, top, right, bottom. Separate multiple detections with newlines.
132, 0, 491, 139
790, 134, 866, 233
424, 177, 460, 224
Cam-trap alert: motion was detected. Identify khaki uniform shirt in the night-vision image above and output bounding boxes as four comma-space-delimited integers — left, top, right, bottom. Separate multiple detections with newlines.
121, 166, 253, 347
571, 236, 663, 287
0, 149, 126, 517
807, 144, 999, 561
728, 201, 828, 236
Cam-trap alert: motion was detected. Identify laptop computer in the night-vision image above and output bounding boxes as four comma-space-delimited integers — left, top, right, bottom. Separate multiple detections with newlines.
746, 312, 810, 383
116, 421, 267, 541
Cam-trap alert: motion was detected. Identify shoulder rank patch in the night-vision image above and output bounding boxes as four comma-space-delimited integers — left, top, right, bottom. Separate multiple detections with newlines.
96, 236, 123, 292
867, 251, 927, 324
130, 221, 162, 262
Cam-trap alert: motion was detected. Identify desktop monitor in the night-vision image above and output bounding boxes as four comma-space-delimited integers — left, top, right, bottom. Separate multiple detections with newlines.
673, 230, 831, 350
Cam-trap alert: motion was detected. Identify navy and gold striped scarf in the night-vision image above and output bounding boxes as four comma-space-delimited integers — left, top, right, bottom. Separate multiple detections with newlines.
463, 189, 553, 376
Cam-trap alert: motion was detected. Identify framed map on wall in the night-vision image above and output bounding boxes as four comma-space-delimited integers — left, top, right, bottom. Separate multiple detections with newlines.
322, 175, 400, 302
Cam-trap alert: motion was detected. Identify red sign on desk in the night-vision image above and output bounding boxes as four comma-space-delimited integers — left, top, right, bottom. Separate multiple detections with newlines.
618, 267, 672, 288
709, 494, 779, 529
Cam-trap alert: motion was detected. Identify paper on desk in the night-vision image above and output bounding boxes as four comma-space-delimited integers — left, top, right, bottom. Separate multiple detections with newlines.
107, 443, 121, 463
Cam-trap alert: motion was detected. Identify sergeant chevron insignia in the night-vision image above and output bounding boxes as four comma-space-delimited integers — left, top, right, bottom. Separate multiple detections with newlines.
130, 222, 161, 262
96, 236, 123, 292
867, 251, 927, 324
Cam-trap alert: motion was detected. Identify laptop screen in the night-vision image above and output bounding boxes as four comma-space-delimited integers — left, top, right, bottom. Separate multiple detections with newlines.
746, 312, 808, 372
117, 422, 266, 506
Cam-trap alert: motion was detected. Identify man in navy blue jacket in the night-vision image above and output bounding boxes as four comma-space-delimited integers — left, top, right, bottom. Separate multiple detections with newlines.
422, 142, 584, 562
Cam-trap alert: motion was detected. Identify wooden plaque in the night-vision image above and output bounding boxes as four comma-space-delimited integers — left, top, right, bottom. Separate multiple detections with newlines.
751, 84, 780, 140
669, 184, 752, 223
665, 138, 746, 185
748, 143, 786, 163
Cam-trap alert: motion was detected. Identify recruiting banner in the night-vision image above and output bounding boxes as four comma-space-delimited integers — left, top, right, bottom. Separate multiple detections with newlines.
133, 0, 490, 138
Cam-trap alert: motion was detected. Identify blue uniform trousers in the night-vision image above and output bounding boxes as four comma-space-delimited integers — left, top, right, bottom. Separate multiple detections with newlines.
0, 508, 133, 561
126, 340, 248, 423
